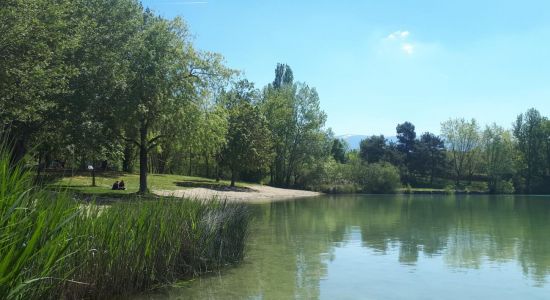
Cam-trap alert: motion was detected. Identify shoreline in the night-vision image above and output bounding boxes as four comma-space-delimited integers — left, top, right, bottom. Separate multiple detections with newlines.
154, 185, 322, 203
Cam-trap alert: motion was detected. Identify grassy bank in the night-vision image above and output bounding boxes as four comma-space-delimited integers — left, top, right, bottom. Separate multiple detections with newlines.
50, 172, 247, 197
0, 151, 250, 299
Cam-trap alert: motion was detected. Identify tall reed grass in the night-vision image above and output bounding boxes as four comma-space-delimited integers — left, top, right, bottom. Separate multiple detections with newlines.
0, 144, 249, 299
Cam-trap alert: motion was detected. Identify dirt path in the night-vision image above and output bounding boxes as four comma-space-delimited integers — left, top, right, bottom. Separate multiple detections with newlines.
153, 185, 322, 203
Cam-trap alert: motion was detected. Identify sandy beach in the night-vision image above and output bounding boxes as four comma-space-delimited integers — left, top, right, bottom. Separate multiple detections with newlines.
154, 185, 322, 203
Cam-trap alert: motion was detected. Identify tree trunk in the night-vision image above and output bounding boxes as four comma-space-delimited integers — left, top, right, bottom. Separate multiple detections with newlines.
230, 168, 236, 187
188, 147, 192, 176
139, 123, 148, 194
204, 153, 210, 178
11, 138, 26, 164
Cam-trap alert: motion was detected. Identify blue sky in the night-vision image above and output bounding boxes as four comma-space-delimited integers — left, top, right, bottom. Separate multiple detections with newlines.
142, 0, 550, 136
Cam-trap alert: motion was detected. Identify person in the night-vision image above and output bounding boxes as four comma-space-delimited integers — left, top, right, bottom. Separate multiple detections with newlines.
112, 181, 119, 190
119, 180, 126, 190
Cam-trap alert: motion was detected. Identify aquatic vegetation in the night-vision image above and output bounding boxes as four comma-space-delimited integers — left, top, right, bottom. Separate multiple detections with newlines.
0, 146, 249, 299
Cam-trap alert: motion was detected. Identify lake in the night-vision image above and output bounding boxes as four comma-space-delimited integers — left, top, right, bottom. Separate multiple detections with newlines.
141, 194, 550, 299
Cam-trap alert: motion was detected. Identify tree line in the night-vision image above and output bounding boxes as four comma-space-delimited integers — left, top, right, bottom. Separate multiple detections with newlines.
0, 0, 332, 193
327, 108, 549, 194
2, 1, 549, 194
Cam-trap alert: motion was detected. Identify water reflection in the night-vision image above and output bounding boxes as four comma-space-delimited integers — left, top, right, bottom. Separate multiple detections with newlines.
139, 195, 550, 299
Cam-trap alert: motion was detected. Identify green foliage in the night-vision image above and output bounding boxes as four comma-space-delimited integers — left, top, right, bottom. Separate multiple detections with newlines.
481, 124, 515, 193
444, 184, 456, 194
513, 108, 548, 193
220, 81, 273, 186
0, 145, 249, 299
465, 181, 488, 193
413, 132, 446, 184
441, 118, 481, 185
331, 138, 347, 163
315, 156, 401, 194
0, 142, 78, 299
495, 179, 515, 194
261, 65, 330, 187
360, 162, 402, 194
359, 135, 388, 163
394, 122, 416, 183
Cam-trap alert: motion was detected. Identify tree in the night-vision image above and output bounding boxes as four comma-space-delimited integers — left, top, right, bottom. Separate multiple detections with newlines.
261, 65, 329, 187
396, 121, 417, 182
331, 138, 347, 163
396, 122, 416, 155
221, 102, 272, 187
481, 124, 515, 193
413, 132, 446, 185
359, 135, 387, 163
440, 118, 480, 185
513, 108, 546, 193
272, 63, 294, 89
118, 13, 231, 193
0, 0, 81, 161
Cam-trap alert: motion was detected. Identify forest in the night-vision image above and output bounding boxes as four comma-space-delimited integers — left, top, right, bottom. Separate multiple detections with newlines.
2, 0, 550, 194
330, 110, 550, 194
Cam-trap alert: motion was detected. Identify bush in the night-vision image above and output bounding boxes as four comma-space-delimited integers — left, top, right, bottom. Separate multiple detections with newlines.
465, 181, 488, 193
444, 184, 456, 194
359, 162, 401, 194
494, 179, 515, 194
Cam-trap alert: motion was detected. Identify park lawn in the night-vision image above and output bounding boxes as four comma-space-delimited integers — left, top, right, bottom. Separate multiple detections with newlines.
52, 172, 247, 196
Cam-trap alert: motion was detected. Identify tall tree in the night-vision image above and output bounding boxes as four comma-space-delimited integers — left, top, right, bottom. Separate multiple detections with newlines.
272, 63, 294, 89
0, 0, 81, 161
118, 13, 231, 193
331, 138, 347, 163
359, 135, 387, 163
481, 124, 515, 193
221, 102, 272, 187
396, 121, 417, 181
413, 132, 446, 185
513, 108, 545, 193
440, 118, 480, 185
261, 65, 329, 187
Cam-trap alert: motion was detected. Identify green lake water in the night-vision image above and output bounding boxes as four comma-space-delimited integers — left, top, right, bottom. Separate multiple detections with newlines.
142, 194, 550, 299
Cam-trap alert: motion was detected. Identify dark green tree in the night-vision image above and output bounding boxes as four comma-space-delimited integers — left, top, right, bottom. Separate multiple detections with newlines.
221, 102, 272, 187
359, 135, 387, 163
272, 63, 294, 89
331, 138, 347, 163
396, 122, 417, 182
413, 132, 446, 185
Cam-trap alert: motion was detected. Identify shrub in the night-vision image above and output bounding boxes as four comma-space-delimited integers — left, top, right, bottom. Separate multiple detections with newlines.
465, 181, 488, 193
359, 162, 401, 194
444, 184, 455, 194
494, 179, 515, 194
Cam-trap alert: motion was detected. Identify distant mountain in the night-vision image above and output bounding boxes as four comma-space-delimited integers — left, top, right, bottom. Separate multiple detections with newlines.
337, 134, 398, 150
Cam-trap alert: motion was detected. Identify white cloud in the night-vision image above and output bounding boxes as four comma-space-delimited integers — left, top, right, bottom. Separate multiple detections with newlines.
402, 43, 414, 54
387, 30, 410, 40
384, 30, 416, 55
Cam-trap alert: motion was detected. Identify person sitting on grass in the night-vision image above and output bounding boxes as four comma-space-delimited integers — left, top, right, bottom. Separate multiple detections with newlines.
112, 181, 119, 190
119, 180, 126, 190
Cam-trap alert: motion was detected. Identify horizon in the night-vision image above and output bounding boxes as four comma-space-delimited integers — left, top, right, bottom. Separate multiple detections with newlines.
142, 0, 550, 136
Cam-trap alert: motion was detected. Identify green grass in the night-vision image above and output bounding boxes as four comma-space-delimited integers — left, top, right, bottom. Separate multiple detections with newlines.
1, 149, 250, 299
50, 172, 248, 197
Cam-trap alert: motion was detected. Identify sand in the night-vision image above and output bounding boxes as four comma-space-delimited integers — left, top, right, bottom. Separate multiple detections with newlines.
153, 184, 322, 203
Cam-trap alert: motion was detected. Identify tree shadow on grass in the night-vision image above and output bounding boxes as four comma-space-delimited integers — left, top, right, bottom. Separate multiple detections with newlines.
173, 181, 255, 192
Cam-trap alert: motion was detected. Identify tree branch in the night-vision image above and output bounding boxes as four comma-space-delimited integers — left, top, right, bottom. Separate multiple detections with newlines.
119, 134, 140, 147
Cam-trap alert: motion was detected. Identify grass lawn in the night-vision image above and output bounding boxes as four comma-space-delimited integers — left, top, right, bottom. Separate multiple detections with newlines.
51, 172, 248, 197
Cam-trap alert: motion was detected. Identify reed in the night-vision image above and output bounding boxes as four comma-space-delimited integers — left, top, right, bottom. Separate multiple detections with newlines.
0, 144, 249, 299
